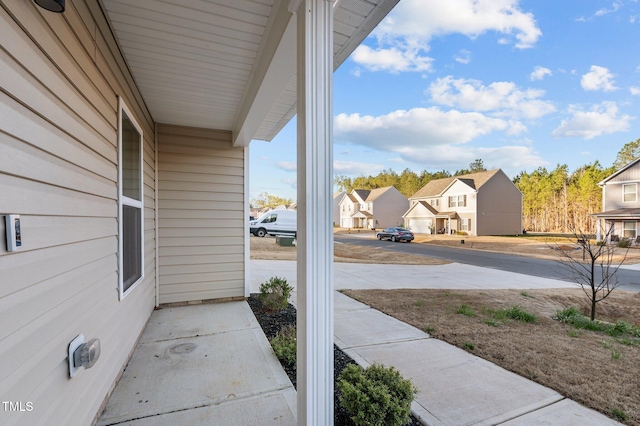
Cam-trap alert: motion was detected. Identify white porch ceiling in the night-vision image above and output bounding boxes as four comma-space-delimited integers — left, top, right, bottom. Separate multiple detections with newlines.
101, 0, 399, 145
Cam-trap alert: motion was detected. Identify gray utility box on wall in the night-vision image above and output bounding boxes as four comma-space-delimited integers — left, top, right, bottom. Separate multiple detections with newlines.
276, 236, 295, 247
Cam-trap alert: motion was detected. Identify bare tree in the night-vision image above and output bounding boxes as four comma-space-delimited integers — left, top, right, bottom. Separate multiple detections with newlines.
554, 228, 629, 321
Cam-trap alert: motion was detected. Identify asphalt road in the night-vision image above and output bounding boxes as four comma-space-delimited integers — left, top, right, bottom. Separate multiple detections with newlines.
334, 234, 640, 292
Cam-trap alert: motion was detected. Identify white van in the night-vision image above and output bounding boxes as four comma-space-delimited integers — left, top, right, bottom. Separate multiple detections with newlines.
250, 210, 297, 237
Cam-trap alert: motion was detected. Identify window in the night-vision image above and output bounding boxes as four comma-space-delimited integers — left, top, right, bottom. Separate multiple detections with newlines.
264, 214, 277, 223
119, 100, 144, 298
623, 184, 637, 202
430, 199, 438, 207
623, 221, 637, 239
448, 195, 466, 208
461, 218, 470, 231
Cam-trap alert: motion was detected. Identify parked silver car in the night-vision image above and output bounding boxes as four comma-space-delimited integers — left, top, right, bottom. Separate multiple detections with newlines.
376, 227, 414, 242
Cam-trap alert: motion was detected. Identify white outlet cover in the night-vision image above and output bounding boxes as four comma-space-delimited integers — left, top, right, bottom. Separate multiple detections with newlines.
68, 334, 85, 378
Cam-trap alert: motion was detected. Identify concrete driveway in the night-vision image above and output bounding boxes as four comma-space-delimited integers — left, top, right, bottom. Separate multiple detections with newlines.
251, 259, 575, 293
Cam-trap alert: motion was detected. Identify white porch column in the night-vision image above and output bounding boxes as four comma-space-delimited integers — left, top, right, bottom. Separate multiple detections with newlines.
596, 218, 601, 242
291, 0, 334, 425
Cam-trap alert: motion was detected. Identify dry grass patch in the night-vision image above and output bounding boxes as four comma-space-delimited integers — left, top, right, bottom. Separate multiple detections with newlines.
342, 288, 640, 425
250, 236, 448, 265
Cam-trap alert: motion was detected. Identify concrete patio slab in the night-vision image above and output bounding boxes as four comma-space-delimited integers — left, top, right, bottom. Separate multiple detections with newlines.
501, 398, 621, 425
97, 302, 295, 426
113, 389, 297, 426
140, 302, 258, 343
344, 338, 563, 426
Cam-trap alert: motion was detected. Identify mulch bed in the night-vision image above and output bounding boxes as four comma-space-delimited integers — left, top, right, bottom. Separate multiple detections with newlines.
248, 295, 421, 426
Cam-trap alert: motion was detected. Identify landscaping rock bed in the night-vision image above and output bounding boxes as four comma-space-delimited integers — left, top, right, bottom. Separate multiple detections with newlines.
248, 295, 421, 426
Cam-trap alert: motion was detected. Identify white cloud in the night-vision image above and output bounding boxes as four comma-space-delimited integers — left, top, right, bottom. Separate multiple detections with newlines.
393, 144, 545, 172
427, 76, 556, 119
630, 86, 640, 95
388, 157, 406, 163
530, 66, 552, 81
581, 65, 618, 91
376, 0, 542, 48
352, 0, 541, 73
454, 49, 471, 64
552, 102, 633, 139
351, 45, 433, 73
276, 161, 296, 172
333, 160, 386, 176
595, 1, 622, 16
341, 149, 351, 155
334, 107, 520, 153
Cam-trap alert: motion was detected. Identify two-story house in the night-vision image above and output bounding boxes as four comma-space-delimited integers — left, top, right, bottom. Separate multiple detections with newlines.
339, 187, 408, 229
594, 157, 640, 242
403, 169, 522, 236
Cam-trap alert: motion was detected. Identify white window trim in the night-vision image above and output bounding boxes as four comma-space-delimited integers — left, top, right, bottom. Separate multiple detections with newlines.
118, 98, 144, 300
622, 183, 637, 203
623, 221, 637, 239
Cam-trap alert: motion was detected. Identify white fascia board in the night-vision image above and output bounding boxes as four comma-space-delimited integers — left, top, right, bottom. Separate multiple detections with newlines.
233, 11, 296, 147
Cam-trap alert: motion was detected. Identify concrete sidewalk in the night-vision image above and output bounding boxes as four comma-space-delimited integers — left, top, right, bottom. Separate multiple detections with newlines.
334, 292, 617, 425
253, 259, 620, 425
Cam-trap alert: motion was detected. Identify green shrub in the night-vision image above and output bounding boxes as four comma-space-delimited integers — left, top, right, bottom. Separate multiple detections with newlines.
259, 276, 293, 311
455, 304, 476, 317
617, 238, 632, 248
612, 408, 628, 421
270, 325, 296, 365
484, 319, 501, 327
502, 306, 538, 323
555, 307, 640, 338
554, 306, 582, 322
338, 363, 417, 426
463, 342, 475, 350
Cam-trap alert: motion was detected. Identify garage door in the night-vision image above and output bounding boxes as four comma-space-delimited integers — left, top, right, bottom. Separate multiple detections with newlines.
408, 219, 431, 234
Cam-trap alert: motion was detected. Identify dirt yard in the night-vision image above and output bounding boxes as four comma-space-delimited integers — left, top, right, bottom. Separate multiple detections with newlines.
342, 288, 640, 425
250, 235, 449, 265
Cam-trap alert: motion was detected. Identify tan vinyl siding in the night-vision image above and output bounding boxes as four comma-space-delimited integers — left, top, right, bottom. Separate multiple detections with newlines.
604, 182, 640, 211
369, 188, 408, 229
475, 171, 522, 235
158, 124, 245, 304
0, 2, 155, 425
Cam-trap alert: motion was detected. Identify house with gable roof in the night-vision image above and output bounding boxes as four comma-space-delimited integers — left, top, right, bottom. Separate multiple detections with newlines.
593, 157, 640, 242
339, 186, 408, 229
403, 169, 522, 236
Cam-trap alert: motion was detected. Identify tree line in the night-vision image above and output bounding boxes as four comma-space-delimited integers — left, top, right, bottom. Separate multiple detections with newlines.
334, 139, 640, 233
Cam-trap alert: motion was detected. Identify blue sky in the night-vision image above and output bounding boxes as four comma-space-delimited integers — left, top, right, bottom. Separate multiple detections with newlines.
250, 0, 640, 201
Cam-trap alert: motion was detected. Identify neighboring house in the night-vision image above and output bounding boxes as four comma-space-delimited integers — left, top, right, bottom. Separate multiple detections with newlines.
339, 187, 409, 229
0, 1, 397, 424
594, 157, 640, 242
403, 169, 522, 236
333, 191, 346, 226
